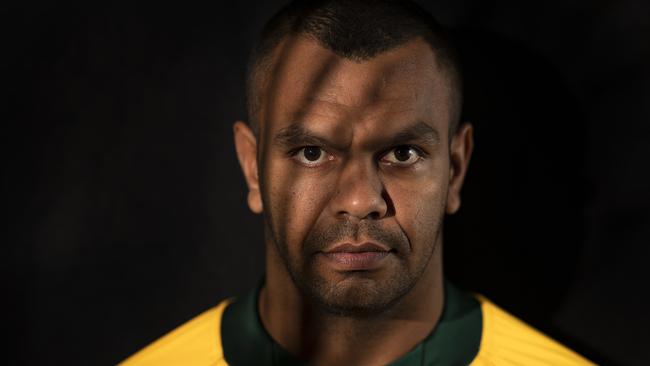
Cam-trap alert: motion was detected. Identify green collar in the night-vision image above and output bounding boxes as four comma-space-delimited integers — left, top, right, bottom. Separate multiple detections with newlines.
221, 280, 482, 365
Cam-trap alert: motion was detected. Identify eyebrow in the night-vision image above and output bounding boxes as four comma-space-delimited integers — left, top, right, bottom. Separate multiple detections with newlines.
273, 121, 440, 149
274, 124, 334, 149
387, 121, 440, 147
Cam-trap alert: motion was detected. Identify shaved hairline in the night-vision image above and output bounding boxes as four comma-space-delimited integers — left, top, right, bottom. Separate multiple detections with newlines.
248, 36, 462, 139
244, 1, 464, 139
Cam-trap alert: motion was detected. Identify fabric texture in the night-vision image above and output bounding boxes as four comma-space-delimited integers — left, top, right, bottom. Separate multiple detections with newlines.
120, 287, 593, 365
470, 296, 593, 365
219, 281, 482, 365
119, 301, 230, 366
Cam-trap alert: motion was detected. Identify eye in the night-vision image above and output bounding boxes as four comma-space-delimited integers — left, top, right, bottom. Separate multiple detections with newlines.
381, 145, 422, 166
292, 146, 333, 167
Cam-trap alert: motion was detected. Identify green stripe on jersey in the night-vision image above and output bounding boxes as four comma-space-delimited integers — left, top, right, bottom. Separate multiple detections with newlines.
221, 280, 481, 365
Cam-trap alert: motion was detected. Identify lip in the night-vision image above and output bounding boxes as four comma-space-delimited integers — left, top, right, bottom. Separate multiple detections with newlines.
325, 242, 391, 253
320, 242, 392, 271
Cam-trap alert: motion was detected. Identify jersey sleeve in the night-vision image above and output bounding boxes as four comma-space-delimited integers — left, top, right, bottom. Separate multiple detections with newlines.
470, 297, 594, 366
119, 300, 231, 366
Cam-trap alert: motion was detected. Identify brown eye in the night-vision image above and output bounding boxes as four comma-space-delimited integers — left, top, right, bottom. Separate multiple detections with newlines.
303, 146, 322, 161
381, 146, 421, 166
394, 146, 413, 161
293, 146, 333, 167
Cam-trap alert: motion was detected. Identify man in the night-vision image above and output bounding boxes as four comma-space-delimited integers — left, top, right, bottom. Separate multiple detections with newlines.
122, 0, 593, 364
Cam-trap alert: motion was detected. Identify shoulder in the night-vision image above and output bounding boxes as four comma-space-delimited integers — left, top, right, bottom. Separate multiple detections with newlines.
470, 296, 594, 366
119, 300, 231, 366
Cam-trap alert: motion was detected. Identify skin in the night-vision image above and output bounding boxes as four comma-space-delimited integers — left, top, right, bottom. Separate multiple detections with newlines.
234, 35, 473, 365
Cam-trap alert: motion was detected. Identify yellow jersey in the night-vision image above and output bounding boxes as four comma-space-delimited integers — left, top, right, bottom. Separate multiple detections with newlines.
121, 283, 593, 365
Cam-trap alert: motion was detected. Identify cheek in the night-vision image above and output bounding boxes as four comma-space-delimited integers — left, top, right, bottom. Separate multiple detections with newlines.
266, 162, 335, 252
388, 165, 448, 252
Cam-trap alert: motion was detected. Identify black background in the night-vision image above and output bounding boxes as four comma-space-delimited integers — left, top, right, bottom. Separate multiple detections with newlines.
3, 1, 650, 365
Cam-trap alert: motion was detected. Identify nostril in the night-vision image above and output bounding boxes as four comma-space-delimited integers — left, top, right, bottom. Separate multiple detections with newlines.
381, 190, 395, 217
331, 167, 390, 220
366, 212, 381, 220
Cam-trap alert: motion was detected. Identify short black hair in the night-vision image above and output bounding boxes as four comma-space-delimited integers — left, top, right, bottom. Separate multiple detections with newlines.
246, 0, 463, 135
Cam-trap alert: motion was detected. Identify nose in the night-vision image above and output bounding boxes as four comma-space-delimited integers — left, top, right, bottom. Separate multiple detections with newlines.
330, 159, 388, 220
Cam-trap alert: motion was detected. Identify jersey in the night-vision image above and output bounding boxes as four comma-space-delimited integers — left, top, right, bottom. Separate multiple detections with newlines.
120, 282, 593, 365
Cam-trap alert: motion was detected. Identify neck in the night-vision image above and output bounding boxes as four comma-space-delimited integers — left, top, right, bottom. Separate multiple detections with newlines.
259, 243, 445, 366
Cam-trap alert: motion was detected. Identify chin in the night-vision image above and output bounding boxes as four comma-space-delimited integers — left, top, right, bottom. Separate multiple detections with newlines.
302, 272, 413, 317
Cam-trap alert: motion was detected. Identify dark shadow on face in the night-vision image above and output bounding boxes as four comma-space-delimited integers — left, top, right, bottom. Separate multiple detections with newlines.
297, 217, 413, 315
257, 37, 450, 317
258, 34, 342, 246
444, 29, 609, 363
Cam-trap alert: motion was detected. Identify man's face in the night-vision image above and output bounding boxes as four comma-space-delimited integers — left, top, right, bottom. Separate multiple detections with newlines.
240, 37, 463, 315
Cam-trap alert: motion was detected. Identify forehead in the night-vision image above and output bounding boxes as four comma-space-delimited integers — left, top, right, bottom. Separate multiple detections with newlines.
260, 36, 452, 135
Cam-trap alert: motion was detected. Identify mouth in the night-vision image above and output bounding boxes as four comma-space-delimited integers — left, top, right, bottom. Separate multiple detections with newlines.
319, 242, 393, 271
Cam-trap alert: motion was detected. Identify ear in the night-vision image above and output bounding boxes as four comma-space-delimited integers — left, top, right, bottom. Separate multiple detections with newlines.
446, 123, 474, 214
233, 121, 263, 214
